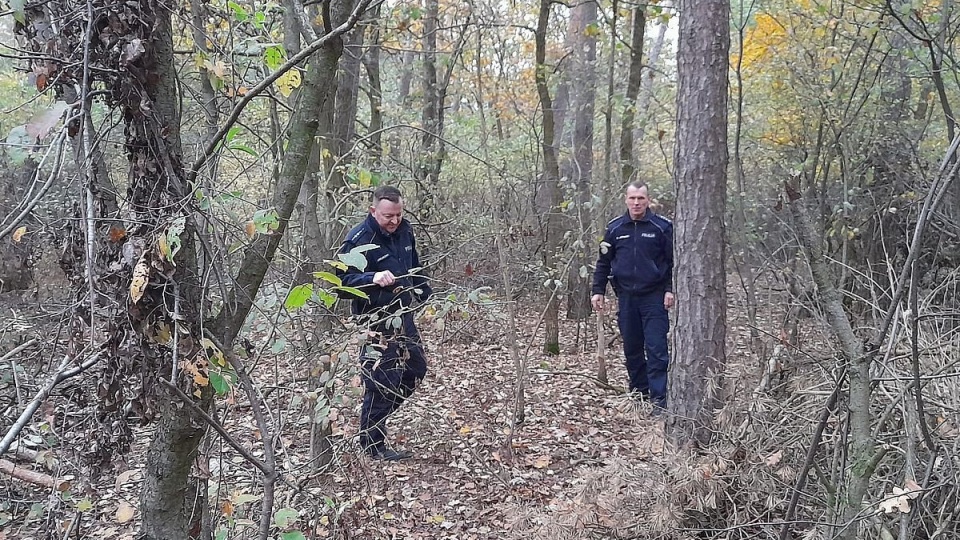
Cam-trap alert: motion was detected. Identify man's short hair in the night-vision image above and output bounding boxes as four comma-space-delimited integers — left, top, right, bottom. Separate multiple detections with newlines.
626, 180, 648, 192
373, 185, 402, 204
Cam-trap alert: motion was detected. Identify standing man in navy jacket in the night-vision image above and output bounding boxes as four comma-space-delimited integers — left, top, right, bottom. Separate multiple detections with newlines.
338, 185, 432, 460
592, 181, 674, 413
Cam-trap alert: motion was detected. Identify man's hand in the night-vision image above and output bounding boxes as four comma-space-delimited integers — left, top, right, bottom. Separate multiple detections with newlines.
664, 292, 675, 310
373, 271, 396, 287
591, 294, 605, 312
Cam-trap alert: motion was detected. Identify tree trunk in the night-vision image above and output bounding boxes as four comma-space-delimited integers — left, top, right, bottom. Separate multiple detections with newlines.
666, 0, 729, 448
362, 8, 384, 164
619, 5, 646, 184
536, 0, 563, 355
786, 178, 874, 540
566, 0, 598, 320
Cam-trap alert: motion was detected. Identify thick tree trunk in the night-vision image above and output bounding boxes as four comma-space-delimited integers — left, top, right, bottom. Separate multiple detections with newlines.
133, 3, 209, 539
666, 0, 729, 448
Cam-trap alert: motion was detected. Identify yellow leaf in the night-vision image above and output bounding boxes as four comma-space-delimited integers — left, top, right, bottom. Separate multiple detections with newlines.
155, 323, 172, 345
359, 169, 372, 187
382, 512, 395, 520
130, 255, 150, 304
194, 372, 209, 386
275, 69, 302, 98
459, 425, 472, 434
427, 514, 444, 524
12, 226, 26, 243
158, 234, 170, 260
116, 501, 136, 523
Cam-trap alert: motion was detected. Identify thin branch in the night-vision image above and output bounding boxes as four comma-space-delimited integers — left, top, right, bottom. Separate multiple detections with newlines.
778, 375, 843, 540
187, 0, 379, 182
203, 332, 278, 540
0, 352, 102, 456
0, 339, 39, 364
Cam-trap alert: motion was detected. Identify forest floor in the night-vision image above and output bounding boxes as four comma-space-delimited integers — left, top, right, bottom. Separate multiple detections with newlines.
2, 286, 818, 540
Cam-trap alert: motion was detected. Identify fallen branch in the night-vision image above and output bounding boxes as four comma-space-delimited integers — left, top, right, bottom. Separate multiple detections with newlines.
0, 338, 39, 364
0, 458, 67, 490
0, 352, 102, 456
529, 369, 626, 394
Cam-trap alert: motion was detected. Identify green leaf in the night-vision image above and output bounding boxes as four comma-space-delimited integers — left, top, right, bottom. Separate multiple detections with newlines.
337, 251, 367, 271
316, 289, 337, 308
225, 126, 242, 143
229, 143, 258, 157
284, 284, 313, 311
279, 532, 306, 540
210, 370, 234, 395
263, 45, 286, 71
333, 286, 368, 300
165, 216, 186, 263
252, 209, 280, 233
76, 498, 93, 512
215, 527, 228, 540
228, 1, 248, 21
274, 507, 299, 528
312, 271, 341, 286
10, 0, 24, 24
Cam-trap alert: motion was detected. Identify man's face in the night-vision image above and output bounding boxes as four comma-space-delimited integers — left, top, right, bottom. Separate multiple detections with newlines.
371, 197, 404, 234
625, 185, 650, 220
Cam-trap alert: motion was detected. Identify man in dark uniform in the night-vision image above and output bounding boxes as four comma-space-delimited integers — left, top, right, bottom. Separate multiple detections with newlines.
592, 181, 674, 413
338, 185, 432, 460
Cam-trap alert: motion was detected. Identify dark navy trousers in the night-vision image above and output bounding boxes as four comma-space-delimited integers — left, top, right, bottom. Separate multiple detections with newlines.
617, 292, 670, 406
358, 312, 427, 453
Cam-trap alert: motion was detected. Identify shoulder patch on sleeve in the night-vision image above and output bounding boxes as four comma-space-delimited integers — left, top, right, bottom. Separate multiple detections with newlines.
655, 214, 672, 225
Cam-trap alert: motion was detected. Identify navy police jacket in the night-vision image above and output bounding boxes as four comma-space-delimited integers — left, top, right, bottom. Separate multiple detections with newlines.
592, 209, 673, 297
337, 213, 432, 316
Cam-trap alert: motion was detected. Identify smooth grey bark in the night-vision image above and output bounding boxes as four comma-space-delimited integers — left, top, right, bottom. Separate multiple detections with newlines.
666, 0, 729, 448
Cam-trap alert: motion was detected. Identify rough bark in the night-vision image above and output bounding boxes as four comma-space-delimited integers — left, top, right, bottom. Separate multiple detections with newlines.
666, 0, 729, 448
565, 0, 598, 320
619, 5, 646, 184
535, 0, 563, 354
362, 8, 384, 163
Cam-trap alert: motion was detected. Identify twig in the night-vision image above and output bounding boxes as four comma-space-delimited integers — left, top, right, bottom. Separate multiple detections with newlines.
0, 352, 102, 456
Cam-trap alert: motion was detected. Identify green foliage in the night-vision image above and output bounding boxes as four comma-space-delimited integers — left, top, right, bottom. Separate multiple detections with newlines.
273, 507, 299, 528
284, 283, 313, 311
